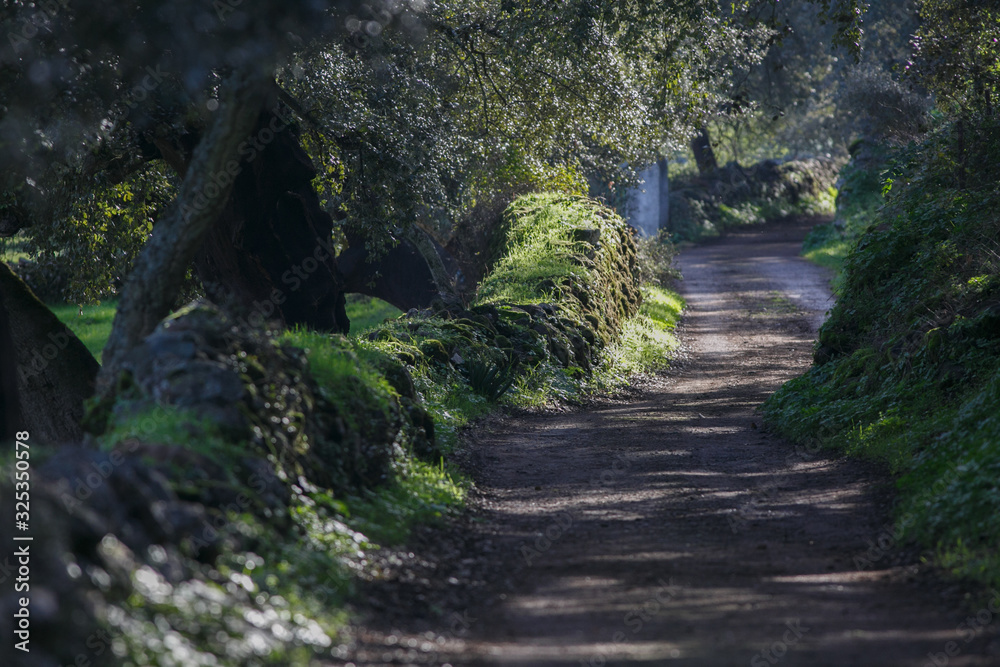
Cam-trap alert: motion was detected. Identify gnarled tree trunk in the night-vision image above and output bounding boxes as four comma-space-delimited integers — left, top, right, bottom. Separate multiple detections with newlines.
0, 262, 99, 445
192, 89, 350, 333
690, 126, 718, 175
98, 67, 271, 393
338, 225, 462, 313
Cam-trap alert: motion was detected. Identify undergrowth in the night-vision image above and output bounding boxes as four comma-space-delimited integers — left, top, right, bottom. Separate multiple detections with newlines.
668, 157, 840, 243
194, 192, 681, 663
764, 113, 1000, 593
51, 299, 117, 361
13, 192, 684, 666
801, 139, 890, 283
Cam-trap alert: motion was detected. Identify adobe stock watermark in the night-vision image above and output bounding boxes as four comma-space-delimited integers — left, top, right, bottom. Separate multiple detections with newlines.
50, 70, 170, 178
924, 589, 1000, 667
183, 469, 273, 558
581, 577, 683, 667
5, 0, 70, 55
422, 607, 478, 665
121, 65, 166, 109
728, 436, 823, 533
750, 619, 810, 666
518, 451, 635, 566
201, 233, 340, 331
853, 463, 960, 572
178, 103, 296, 223
49, 403, 193, 514
519, 511, 573, 566
16, 324, 81, 383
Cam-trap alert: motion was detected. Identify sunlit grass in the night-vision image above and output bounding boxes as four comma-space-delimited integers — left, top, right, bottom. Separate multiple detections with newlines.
587, 285, 684, 391
803, 240, 850, 273
50, 300, 117, 361
43, 293, 402, 362
345, 294, 402, 333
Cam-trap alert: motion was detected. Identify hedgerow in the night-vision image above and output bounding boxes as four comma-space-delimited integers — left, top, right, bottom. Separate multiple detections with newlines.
764, 113, 1000, 592
0, 192, 682, 666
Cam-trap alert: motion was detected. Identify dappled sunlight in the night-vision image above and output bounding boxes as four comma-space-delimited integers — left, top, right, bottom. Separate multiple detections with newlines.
446, 219, 990, 666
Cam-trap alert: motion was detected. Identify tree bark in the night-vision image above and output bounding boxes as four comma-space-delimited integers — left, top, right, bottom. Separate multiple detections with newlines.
657, 156, 670, 233
338, 225, 461, 313
0, 262, 99, 445
690, 126, 718, 175
192, 88, 350, 334
98, 67, 270, 392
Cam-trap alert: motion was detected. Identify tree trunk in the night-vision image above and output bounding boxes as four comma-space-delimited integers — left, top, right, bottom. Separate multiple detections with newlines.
98, 67, 270, 393
0, 262, 99, 445
690, 126, 718, 175
657, 156, 670, 233
192, 87, 350, 333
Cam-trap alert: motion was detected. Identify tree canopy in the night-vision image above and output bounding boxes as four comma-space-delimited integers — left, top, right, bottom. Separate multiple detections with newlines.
0, 0, 879, 378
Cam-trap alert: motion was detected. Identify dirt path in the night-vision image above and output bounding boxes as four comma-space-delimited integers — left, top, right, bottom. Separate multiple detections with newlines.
346, 217, 998, 666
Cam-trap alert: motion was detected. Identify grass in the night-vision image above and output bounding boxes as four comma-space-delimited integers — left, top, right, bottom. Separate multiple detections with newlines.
800, 143, 888, 282
1, 233, 31, 264
17, 192, 685, 666
476, 194, 608, 308
587, 285, 684, 391
345, 294, 402, 333
802, 239, 851, 274
41, 293, 400, 364
340, 456, 467, 546
49, 299, 117, 361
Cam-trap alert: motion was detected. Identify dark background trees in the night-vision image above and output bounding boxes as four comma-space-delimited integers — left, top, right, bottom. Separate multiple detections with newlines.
0, 0, 876, 408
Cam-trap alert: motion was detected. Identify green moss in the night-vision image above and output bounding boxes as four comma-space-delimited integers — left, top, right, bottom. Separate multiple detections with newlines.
476, 193, 642, 329
419, 338, 451, 364
67, 191, 684, 667
98, 404, 243, 461
278, 328, 397, 431
587, 285, 684, 391
341, 456, 467, 546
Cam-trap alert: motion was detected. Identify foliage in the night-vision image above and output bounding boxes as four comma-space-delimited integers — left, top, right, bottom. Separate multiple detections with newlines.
587, 285, 684, 391
464, 358, 518, 402
668, 157, 841, 242
25, 161, 178, 303
909, 0, 1000, 113
0, 0, 823, 299
279, 0, 778, 255
691, 1, 922, 167
363, 193, 682, 419
801, 139, 890, 280
344, 294, 402, 332
634, 230, 680, 287
840, 64, 932, 144
764, 112, 1000, 590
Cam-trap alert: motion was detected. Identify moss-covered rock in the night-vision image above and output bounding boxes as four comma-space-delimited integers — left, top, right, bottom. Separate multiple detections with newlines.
0, 192, 662, 667
470, 193, 642, 373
